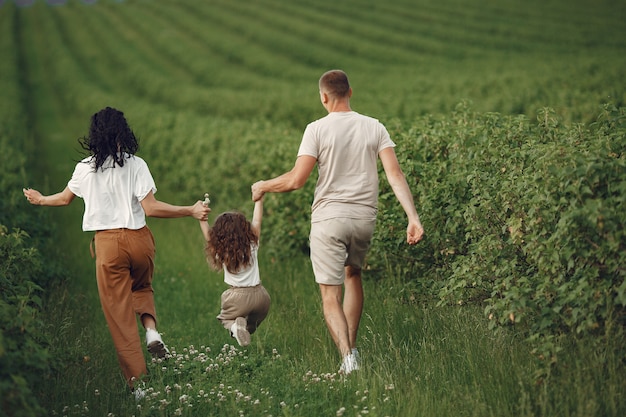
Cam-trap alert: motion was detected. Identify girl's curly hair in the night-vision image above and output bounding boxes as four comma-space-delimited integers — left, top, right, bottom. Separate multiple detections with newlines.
205, 211, 258, 273
79, 107, 139, 171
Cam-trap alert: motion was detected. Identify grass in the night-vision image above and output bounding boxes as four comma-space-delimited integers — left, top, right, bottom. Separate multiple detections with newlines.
38, 217, 623, 416
40, 245, 537, 417
45, 240, 624, 416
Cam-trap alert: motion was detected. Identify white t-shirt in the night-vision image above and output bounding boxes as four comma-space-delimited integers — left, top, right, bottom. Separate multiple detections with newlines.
223, 244, 261, 287
67, 154, 156, 231
297, 111, 395, 222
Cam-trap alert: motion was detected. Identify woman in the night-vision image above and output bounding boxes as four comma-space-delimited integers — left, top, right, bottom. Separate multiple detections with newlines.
23, 107, 210, 395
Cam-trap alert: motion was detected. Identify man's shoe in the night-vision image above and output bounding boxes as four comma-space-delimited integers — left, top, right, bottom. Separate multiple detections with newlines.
339, 353, 360, 375
352, 348, 361, 367
231, 317, 251, 347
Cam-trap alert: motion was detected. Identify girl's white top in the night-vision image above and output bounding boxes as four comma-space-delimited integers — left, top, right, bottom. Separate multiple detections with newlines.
223, 244, 261, 287
67, 154, 156, 231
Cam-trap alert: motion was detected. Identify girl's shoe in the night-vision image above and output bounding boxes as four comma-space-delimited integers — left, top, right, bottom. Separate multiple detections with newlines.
231, 317, 251, 347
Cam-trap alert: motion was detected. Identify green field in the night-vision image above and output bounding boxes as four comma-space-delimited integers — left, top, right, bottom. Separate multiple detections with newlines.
1, 0, 625, 416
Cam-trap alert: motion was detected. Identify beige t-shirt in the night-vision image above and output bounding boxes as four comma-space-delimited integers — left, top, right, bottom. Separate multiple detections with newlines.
297, 111, 395, 222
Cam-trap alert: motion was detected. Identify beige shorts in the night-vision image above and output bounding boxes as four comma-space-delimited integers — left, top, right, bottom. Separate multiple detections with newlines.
309, 217, 376, 285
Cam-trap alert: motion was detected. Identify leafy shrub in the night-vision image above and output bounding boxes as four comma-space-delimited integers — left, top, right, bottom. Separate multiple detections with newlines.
258, 102, 626, 362
380, 102, 626, 361
0, 131, 57, 417
0, 227, 48, 417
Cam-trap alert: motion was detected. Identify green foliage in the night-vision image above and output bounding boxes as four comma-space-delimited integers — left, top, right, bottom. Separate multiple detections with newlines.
379, 103, 625, 363
0, 9, 66, 415
3, 0, 625, 125
259, 101, 626, 364
0, 227, 48, 417
1, 0, 625, 415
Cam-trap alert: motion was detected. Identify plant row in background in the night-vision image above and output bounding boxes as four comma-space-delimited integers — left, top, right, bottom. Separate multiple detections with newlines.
4, 0, 624, 126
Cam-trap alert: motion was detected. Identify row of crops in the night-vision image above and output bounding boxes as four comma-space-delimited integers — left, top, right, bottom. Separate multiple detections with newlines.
2, 0, 625, 126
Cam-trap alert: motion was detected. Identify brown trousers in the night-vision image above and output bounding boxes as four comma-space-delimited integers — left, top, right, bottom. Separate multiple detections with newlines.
93, 226, 157, 387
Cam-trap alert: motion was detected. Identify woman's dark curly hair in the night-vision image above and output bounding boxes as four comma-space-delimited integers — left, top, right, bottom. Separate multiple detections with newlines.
205, 212, 259, 273
79, 107, 139, 171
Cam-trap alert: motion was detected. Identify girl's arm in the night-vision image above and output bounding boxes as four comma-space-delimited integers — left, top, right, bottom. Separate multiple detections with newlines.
199, 218, 210, 242
251, 197, 263, 238
198, 193, 211, 242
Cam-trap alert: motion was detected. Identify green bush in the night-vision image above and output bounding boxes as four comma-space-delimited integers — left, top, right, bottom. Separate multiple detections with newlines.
0, 227, 48, 417
379, 103, 626, 361
259, 102, 626, 362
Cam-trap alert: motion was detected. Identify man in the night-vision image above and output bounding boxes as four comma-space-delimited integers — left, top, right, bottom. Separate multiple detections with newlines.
251, 70, 424, 374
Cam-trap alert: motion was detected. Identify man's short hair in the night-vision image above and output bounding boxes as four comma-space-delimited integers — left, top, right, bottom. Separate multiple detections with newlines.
319, 70, 350, 98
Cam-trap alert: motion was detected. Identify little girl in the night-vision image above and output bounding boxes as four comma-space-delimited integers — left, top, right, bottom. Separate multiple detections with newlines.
199, 197, 270, 346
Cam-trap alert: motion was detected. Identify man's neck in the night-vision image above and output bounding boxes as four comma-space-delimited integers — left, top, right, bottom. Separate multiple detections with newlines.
326, 100, 352, 113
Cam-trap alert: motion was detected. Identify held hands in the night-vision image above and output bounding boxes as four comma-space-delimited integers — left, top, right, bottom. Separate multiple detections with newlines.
198, 193, 212, 240
193, 193, 211, 222
192, 199, 211, 221
251, 181, 265, 202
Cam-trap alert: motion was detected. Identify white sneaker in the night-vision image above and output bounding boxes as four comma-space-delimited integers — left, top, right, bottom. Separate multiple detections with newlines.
339, 353, 360, 375
230, 317, 250, 347
352, 348, 361, 366
146, 328, 169, 358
